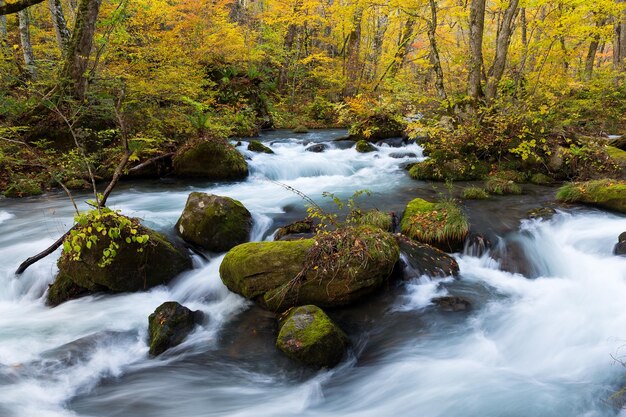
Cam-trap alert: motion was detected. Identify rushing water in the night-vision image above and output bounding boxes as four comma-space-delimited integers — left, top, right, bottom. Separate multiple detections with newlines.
0, 130, 625, 417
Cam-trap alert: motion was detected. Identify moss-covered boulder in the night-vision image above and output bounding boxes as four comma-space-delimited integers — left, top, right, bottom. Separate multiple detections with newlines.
220, 226, 400, 311
176, 193, 252, 252
556, 179, 626, 213
148, 302, 203, 356
47, 274, 90, 306
54, 216, 192, 297
607, 146, 626, 164
400, 198, 469, 252
396, 235, 459, 279
409, 159, 488, 182
485, 176, 522, 195
349, 113, 405, 142
615, 232, 626, 256
293, 126, 309, 134
355, 140, 376, 153
462, 186, 489, 200
348, 209, 393, 231
247, 140, 274, 154
276, 305, 349, 368
275, 219, 315, 240
173, 139, 248, 180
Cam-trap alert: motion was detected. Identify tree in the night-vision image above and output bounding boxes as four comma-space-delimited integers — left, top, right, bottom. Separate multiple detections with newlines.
468, 0, 486, 102
18, 7, 36, 77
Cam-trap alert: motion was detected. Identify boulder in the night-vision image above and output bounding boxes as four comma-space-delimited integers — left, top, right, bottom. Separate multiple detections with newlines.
614, 232, 626, 256
396, 235, 459, 279
148, 302, 203, 356
47, 274, 90, 307
248, 140, 274, 154
400, 198, 469, 252
389, 152, 417, 159
276, 305, 349, 368
355, 140, 376, 153
54, 215, 191, 297
220, 226, 400, 311
349, 114, 405, 142
173, 139, 248, 180
348, 209, 394, 232
556, 179, 626, 213
527, 207, 557, 220
293, 126, 309, 134
463, 233, 492, 257
275, 219, 315, 240
305, 144, 329, 153
376, 137, 407, 148
485, 176, 522, 195
529, 173, 553, 185
176, 193, 252, 252
432, 296, 471, 312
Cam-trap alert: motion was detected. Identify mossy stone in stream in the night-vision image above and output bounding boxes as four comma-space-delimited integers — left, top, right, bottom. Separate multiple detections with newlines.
173, 138, 248, 180
462, 186, 490, 200
276, 305, 349, 368
395, 235, 459, 279
409, 159, 488, 182
348, 113, 405, 142
529, 173, 554, 185
347, 209, 393, 231
556, 179, 626, 213
148, 302, 203, 356
55, 217, 192, 295
400, 198, 469, 252
355, 140, 376, 153
293, 126, 309, 134
47, 273, 91, 306
247, 140, 274, 154
176, 192, 252, 252
485, 176, 522, 195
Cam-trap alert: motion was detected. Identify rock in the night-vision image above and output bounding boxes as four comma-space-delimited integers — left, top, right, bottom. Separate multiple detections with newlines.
355, 140, 376, 153
400, 198, 469, 252
276, 305, 349, 368
148, 302, 203, 356
614, 232, 626, 256
305, 144, 328, 153
607, 146, 626, 164
275, 219, 315, 240
556, 179, 626, 213
432, 296, 471, 312
462, 186, 489, 200
376, 137, 407, 148
47, 274, 90, 307
348, 209, 393, 231
176, 193, 252, 252
349, 113, 405, 142
389, 152, 417, 159
247, 140, 274, 154
293, 126, 309, 134
527, 207, 557, 220
529, 173, 553, 185
409, 159, 488, 182
220, 226, 400, 311
485, 176, 522, 195
396, 235, 459, 279
54, 215, 192, 298
3, 178, 43, 198
173, 139, 248, 180
463, 233, 492, 257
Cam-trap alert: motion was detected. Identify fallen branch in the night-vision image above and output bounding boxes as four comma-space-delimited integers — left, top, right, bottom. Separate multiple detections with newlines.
127, 152, 174, 173
15, 227, 74, 275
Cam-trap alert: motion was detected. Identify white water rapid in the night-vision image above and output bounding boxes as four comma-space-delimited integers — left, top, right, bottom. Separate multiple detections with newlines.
0, 130, 624, 417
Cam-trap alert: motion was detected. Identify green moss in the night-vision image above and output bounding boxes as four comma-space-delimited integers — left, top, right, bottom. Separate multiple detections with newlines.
491, 170, 527, 183
276, 305, 349, 368
409, 159, 488, 182
556, 179, 626, 213
46, 273, 90, 306
485, 177, 523, 195
247, 140, 274, 154
400, 198, 469, 251
355, 140, 376, 153
607, 146, 626, 164
529, 173, 553, 185
173, 138, 248, 180
462, 186, 490, 200
293, 126, 309, 134
349, 209, 392, 231
274, 219, 314, 240
3, 178, 43, 198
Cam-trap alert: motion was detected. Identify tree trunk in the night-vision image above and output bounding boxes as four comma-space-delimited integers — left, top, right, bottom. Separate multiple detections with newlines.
615, 0, 626, 72
60, 0, 103, 100
369, 12, 389, 81
485, 0, 519, 101
387, 15, 416, 80
0, 0, 45, 15
18, 8, 36, 78
0, 0, 6, 41
48, 0, 70, 51
344, 6, 364, 96
468, 0, 486, 102
278, 1, 302, 91
428, 0, 447, 100
585, 21, 603, 80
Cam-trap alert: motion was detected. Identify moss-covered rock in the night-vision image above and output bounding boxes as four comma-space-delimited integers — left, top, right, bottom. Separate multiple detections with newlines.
349, 113, 405, 142
55, 217, 192, 295
529, 173, 554, 185
293, 126, 309, 134
276, 305, 349, 368
3, 178, 43, 198
556, 179, 626, 213
527, 207, 557, 220
409, 159, 488, 182
396, 235, 459, 279
274, 219, 315, 240
607, 146, 626, 164
173, 139, 248, 180
400, 198, 469, 252
247, 140, 274, 154
220, 226, 400, 311
46, 274, 91, 306
462, 186, 489, 200
148, 302, 203, 356
305, 144, 328, 153
432, 296, 471, 312
613, 231, 626, 256
485, 177, 522, 195
355, 140, 376, 153
348, 209, 393, 231
176, 192, 252, 252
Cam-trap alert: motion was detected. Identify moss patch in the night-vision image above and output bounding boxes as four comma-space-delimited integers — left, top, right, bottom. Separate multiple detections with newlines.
409, 159, 488, 182
607, 146, 626, 164
556, 179, 626, 213
485, 177, 522, 195
400, 198, 469, 252
529, 173, 553, 185
247, 140, 274, 154
348, 209, 393, 231
173, 138, 248, 180
293, 126, 309, 134
462, 186, 490, 200
355, 140, 376, 153
47, 274, 91, 306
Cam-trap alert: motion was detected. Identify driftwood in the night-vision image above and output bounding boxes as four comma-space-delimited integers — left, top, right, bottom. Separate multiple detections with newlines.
15, 228, 73, 275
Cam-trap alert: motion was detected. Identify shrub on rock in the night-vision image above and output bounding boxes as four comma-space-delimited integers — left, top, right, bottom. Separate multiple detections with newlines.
176, 192, 252, 252
247, 140, 274, 154
276, 305, 349, 368
400, 198, 469, 252
148, 302, 203, 356
173, 138, 248, 180
556, 179, 626, 213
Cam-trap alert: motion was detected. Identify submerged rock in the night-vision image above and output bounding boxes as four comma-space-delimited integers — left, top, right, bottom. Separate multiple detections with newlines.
247, 140, 274, 154
556, 179, 626, 213
305, 144, 328, 153
389, 151, 417, 159
148, 302, 203, 356
614, 232, 626, 256
173, 139, 248, 180
176, 192, 252, 252
527, 207, 557, 220
409, 159, 488, 182
463, 233, 492, 257
293, 126, 309, 134
400, 198, 469, 252
276, 305, 349, 368
220, 226, 400, 311
53, 215, 191, 302
355, 140, 376, 153
432, 296, 471, 312
396, 235, 459, 279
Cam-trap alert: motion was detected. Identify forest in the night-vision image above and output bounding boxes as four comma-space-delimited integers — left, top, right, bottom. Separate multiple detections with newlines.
1, 0, 626, 416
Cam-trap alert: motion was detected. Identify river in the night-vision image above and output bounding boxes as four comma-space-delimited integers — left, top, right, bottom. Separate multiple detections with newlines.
0, 129, 625, 417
